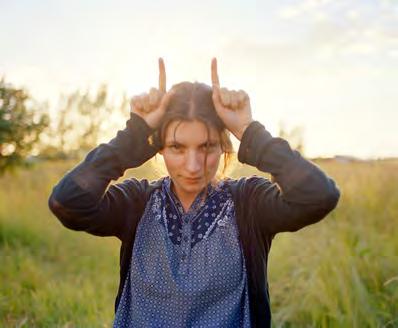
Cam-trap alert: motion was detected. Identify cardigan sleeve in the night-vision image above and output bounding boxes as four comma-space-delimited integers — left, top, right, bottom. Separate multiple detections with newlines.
237, 121, 340, 235
48, 112, 159, 240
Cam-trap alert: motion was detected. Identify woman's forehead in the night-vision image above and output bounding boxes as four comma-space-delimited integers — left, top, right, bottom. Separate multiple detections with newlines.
165, 120, 220, 144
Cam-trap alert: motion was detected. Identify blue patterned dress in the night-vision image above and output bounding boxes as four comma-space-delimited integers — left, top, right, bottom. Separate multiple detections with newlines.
113, 177, 251, 327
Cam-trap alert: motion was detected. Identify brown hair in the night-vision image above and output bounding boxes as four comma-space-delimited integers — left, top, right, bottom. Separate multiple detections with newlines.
156, 81, 233, 180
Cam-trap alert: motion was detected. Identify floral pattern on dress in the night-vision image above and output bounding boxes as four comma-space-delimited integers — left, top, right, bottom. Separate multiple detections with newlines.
150, 177, 236, 248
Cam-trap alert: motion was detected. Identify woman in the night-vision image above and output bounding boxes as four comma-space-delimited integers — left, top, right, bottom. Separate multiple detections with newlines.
48, 58, 340, 327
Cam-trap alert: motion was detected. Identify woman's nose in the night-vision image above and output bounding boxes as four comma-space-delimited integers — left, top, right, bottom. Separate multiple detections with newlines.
185, 151, 203, 174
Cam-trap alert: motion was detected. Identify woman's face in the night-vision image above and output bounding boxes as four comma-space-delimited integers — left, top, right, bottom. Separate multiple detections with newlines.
160, 119, 223, 199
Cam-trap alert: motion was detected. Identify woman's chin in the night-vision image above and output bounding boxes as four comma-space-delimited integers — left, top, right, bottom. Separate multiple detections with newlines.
178, 179, 206, 194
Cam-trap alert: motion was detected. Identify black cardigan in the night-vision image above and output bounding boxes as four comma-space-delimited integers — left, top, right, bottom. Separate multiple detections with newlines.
48, 112, 340, 327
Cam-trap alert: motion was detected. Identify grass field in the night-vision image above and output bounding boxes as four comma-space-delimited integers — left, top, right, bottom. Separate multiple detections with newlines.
0, 157, 397, 327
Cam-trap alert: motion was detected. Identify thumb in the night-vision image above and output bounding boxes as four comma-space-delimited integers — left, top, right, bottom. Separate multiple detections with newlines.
158, 89, 175, 112
212, 85, 222, 109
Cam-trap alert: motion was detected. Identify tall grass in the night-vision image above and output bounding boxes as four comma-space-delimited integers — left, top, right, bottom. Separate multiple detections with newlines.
0, 158, 397, 327
267, 160, 398, 327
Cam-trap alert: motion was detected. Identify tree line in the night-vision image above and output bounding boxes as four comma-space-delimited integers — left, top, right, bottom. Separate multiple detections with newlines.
0, 77, 130, 175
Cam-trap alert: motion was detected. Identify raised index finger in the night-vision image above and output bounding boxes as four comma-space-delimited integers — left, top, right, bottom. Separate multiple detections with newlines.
159, 57, 166, 92
211, 57, 220, 88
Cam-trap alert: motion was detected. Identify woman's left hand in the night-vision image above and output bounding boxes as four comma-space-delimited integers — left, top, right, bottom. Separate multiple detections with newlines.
211, 58, 254, 140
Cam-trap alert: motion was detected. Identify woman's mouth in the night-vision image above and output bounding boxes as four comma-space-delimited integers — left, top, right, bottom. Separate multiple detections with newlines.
184, 177, 202, 183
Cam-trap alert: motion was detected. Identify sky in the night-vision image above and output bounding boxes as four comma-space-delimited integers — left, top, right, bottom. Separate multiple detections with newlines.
1, 0, 397, 159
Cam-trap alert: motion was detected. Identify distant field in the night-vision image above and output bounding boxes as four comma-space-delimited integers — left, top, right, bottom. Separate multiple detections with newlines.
1, 157, 397, 327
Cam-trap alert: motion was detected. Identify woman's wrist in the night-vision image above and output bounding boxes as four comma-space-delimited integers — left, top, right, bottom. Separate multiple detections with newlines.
233, 120, 254, 141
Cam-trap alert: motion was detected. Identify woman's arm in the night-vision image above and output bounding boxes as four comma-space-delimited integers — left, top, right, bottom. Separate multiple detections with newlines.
237, 121, 340, 235
48, 112, 159, 239
210, 57, 340, 235
49, 58, 174, 239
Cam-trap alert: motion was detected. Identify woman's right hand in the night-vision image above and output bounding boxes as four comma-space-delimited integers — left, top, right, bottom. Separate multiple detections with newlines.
130, 57, 174, 129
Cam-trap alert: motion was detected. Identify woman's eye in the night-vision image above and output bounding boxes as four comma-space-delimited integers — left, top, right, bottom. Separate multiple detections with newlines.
169, 144, 182, 151
201, 144, 217, 152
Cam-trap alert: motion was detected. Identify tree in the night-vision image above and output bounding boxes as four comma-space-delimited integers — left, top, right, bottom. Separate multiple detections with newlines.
41, 84, 129, 159
278, 121, 305, 155
0, 78, 49, 174
76, 84, 112, 151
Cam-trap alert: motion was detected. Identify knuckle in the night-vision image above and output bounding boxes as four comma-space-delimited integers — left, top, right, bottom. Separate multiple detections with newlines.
157, 90, 165, 100
131, 96, 138, 104
149, 88, 159, 100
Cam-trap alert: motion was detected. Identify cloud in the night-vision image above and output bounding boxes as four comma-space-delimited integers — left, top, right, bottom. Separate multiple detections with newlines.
277, 0, 398, 58
278, 0, 334, 20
